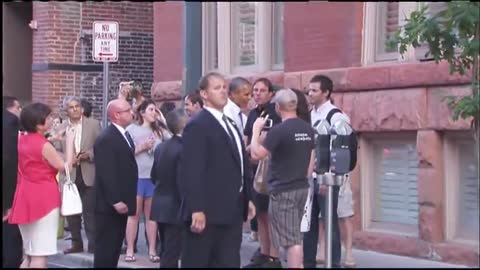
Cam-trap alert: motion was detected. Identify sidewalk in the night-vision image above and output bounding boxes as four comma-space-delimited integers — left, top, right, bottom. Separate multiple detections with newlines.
49, 226, 470, 268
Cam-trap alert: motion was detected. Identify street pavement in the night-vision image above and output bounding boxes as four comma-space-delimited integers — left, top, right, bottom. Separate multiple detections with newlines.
48, 221, 470, 268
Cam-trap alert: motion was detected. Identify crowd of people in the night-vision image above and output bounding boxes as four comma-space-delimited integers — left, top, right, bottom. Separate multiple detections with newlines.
2, 73, 356, 268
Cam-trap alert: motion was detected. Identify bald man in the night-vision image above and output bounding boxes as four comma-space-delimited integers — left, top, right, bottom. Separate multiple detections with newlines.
93, 99, 139, 268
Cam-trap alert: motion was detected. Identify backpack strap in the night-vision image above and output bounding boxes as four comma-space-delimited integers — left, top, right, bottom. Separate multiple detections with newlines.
326, 108, 342, 125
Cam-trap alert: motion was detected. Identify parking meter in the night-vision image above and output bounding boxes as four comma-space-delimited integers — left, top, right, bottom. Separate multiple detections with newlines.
314, 119, 354, 269
315, 120, 331, 174
330, 119, 354, 174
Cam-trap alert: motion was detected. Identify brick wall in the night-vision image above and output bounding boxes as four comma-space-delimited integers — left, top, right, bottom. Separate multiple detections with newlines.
153, 2, 183, 82
31, 1, 153, 121
284, 2, 363, 72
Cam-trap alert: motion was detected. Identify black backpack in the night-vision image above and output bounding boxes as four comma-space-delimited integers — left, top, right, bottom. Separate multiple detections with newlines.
313, 108, 358, 172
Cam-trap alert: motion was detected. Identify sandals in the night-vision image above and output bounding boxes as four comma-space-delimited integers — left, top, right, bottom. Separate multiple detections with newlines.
149, 254, 160, 263
124, 254, 136, 262
343, 259, 357, 268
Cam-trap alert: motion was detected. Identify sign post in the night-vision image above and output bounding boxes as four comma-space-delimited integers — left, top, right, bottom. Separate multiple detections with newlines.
92, 21, 119, 128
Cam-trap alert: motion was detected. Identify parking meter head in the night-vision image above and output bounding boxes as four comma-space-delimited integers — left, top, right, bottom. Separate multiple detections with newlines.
314, 119, 331, 174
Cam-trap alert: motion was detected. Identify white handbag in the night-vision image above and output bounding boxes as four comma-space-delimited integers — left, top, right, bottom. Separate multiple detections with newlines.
300, 185, 314, 233
61, 163, 83, 216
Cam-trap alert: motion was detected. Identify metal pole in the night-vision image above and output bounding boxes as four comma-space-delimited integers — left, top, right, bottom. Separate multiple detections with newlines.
183, 2, 202, 96
102, 61, 109, 128
325, 185, 333, 268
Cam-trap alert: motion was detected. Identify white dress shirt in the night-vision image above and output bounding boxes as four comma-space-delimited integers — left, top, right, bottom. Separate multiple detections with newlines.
311, 100, 351, 127
223, 98, 247, 135
112, 122, 134, 149
204, 106, 244, 191
68, 117, 83, 154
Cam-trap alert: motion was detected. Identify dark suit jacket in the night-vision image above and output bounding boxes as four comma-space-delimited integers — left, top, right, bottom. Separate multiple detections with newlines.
179, 109, 253, 225
2, 110, 19, 212
150, 135, 183, 224
93, 124, 138, 216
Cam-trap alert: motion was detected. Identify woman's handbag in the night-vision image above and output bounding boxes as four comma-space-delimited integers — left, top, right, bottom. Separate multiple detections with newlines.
253, 157, 270, 195
61, 164, 83, 216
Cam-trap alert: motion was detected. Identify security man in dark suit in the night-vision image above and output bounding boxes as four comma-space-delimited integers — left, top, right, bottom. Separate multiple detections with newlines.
2, 96, 23, 268
93, 99, 138, 268
179, 72, 256, 268
150, 108, 189, 268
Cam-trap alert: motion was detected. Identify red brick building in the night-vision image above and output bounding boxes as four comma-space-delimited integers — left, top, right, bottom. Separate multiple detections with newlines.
3, 1, 154, 119
151, 2, 479, 267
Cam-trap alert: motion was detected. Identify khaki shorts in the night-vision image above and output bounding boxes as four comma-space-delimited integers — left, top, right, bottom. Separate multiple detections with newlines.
319, 181, 354, 219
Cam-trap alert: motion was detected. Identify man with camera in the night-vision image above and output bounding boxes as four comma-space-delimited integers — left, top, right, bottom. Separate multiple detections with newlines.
250, 88, 316, 269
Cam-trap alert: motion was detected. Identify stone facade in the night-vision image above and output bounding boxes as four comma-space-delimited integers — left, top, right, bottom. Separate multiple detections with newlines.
151, 2, 478, 267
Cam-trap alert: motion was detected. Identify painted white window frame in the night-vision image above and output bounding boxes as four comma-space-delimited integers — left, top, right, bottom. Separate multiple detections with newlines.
202, 2, 283, 75
360, 133, 419, 236
271, 2, 284, 71
202, 2, 219, 73
444, 132, 479, 245
362, 2, 418, 66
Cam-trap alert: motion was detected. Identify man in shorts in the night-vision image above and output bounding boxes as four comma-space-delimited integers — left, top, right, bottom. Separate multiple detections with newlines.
250, 89, 315, 268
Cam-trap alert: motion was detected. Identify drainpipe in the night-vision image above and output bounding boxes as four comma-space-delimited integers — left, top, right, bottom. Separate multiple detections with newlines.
183, 2, 202, 96
72, 2, 83, 96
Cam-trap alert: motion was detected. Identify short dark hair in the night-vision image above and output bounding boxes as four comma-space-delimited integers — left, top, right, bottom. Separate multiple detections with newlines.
310, 75, 333, 99
198, 72, 224, 91
228, 77, 251, 95
160, 101, 176, 117
3, 96, 18, 111
81, 99, 93, 117
291, 88, 311, 124
166, 108, 188, 135
253, 78, 274, 93
184, 90, 203, 107
20, 103, 52, 133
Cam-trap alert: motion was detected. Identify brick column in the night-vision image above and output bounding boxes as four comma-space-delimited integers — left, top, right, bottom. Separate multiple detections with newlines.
416, 130, 445, 243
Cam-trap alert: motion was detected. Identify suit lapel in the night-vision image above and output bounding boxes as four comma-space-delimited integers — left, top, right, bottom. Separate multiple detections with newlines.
109, 124, 136, 159
204, 111, 242, 169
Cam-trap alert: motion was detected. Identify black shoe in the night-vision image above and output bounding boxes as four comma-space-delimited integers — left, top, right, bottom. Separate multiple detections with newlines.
243, 254, 270, 268
261, 258, 282, 268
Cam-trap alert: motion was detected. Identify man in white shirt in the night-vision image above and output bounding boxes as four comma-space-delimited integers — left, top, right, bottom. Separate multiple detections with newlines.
223, 77, 252, 136
304, 74, 355, 268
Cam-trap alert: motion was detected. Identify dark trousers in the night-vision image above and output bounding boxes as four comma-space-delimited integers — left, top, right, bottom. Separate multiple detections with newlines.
66, 168, 95, 250
158, 223, 183, 268
2, 221, 23, 268
303, 185, 341, 268
181, 220, 243, 268
94, 213, 128, 268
